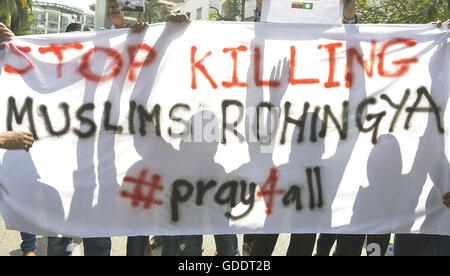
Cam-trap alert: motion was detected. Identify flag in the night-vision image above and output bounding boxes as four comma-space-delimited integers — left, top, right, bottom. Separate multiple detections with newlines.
291, 2, 314, 10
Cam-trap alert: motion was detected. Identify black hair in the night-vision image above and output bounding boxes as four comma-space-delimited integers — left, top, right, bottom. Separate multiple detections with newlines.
65, 23, 82, 32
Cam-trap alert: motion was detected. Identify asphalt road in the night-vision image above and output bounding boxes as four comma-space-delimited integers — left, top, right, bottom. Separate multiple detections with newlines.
0, 215, 394, 256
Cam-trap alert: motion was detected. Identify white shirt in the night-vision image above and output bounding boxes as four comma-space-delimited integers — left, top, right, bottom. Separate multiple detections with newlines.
261, 0, 344, 24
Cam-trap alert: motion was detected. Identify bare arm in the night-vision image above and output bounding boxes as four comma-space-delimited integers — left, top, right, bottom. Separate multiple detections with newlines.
257, 0, 263, 12
343, 0, 356, 21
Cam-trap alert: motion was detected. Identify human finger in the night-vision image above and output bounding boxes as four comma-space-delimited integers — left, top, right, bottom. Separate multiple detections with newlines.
20, 132, 34, 151
443, 193, 450, 207
108, 8, 121, 16
167, 13, 189, 23
444, 199, 450, 208
23, 139, 33, 150
166, 14, 176, 22
1, 35, 13, 41
23, 134, 35, 145
132, 23, 141, 32
23, 143, 32, 152
179, 14, 190, 23
132, 22, 148, 33
0, 27, 14, 38
108, 1, 120, 13
139, 22, 148, 32
3, 31, 13, 37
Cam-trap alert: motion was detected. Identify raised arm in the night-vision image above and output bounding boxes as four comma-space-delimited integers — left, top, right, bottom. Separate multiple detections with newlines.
343, 0, 356, 23
107, 0, 125, 29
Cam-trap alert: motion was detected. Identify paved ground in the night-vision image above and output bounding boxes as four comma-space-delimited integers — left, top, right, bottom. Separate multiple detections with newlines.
0, 215, 393, 256
0, 214, 292, 256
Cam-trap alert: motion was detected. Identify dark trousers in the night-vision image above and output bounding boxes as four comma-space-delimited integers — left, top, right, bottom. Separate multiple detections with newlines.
251, 234, 316, 256
162, 235, 203, 256
126, 236, 148, 256
243, 234, 256, 245
20, 232, 37, 252
394, 234, 450, 256
335, 234, 390, 256
47, 237, 111, 256
161, 235, 240, 256
315, 233, 336, 256
367, 234, 391, 256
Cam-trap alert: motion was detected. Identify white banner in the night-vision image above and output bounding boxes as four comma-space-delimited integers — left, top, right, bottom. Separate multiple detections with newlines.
0, 22, 449, 237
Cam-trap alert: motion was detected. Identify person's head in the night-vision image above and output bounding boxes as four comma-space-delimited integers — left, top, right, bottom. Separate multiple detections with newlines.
65, 23, 82, 33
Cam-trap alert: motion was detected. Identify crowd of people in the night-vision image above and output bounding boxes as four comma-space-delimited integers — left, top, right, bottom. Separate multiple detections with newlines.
0, 0, 449, 256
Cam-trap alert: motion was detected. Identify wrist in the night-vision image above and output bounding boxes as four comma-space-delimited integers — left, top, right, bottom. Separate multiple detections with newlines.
254, 7, 261, 22
114, 23, 125, 29
343, 14, 357, 24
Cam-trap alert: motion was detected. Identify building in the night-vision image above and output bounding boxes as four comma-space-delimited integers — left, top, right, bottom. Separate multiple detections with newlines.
31, 1, 96, 34
173, 0, 257, 22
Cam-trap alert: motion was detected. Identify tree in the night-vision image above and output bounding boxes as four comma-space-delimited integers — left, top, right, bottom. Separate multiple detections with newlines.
208, 7, 223, 21
143, 0, 171, 24
209, 0, 248, 21
221, 0, 242, 21
0, 0, 21, 27
89, 3, 96, 12
0, 0, 34, 35
356, 0, 449, 24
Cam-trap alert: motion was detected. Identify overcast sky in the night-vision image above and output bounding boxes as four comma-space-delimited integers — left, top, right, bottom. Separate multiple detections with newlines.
48, 0, 97, 12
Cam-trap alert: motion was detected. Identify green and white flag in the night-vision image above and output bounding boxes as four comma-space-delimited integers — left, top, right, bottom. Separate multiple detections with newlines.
262, 0, 343, 24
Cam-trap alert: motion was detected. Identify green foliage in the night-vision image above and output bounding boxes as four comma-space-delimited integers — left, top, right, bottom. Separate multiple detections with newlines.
210, 0, 246, 21
0, 0, 19, 27
356, 0, 449, 24
222, 0, 242, 21
208, 9, 221, 21
143, 0, 171, 24
0, 0, 34, 35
